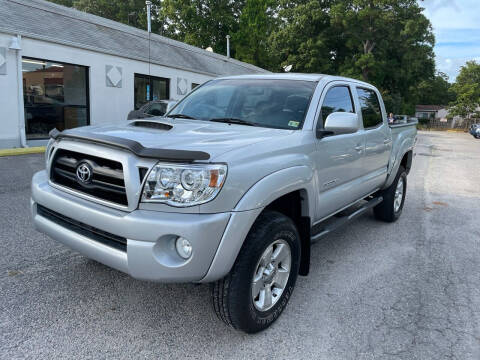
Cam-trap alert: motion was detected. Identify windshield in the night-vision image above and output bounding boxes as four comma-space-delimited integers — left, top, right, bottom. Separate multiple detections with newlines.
167, 79, 317, 130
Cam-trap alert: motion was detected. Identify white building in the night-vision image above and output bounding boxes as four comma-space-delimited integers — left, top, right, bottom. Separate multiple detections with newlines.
0, 0, 267, 149
415, 105, 449, 121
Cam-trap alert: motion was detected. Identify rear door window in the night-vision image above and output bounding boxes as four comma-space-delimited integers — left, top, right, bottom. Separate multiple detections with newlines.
357, 88, 383, 128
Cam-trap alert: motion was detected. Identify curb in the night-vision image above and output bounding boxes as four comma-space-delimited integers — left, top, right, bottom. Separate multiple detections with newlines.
0, 146, 46, 157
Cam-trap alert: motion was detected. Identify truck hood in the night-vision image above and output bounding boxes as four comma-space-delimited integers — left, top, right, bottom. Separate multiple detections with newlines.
62, 118, 294, 160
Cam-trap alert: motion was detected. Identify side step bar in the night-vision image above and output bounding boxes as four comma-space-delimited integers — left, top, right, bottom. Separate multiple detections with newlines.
311, 196, 383, 243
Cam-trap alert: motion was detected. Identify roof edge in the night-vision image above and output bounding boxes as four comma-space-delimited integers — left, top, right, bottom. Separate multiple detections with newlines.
0, 25, 226, 77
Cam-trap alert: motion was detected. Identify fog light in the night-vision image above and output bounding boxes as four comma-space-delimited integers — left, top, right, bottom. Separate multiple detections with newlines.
175, 237, 192, 259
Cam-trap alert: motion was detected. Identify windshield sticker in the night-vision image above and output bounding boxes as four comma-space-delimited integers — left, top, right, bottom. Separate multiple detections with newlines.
288, 121, 300, 128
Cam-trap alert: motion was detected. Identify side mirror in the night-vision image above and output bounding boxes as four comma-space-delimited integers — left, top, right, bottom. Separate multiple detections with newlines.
323, 112, 359, 136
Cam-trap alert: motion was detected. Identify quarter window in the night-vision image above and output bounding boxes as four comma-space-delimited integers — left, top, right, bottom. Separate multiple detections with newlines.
357, 88, 383, 128
320, 86, 355, 125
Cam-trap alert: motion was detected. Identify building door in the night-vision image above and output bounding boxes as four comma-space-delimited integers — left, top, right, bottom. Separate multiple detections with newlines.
22, 57, 89, 140
134, 74, 169, 110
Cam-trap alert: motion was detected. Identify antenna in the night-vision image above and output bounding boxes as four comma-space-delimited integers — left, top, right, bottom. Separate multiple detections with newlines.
146, 1, 152, 102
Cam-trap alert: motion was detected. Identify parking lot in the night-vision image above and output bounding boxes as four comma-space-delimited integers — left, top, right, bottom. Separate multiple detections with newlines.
1, 131, 480, 359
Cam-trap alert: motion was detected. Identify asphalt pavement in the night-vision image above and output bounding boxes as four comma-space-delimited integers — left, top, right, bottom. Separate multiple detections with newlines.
1, 131, 480, 359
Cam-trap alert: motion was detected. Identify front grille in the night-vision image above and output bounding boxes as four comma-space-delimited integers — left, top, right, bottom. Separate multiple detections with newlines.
37, 204, 127, 252
50, 149, 128, 206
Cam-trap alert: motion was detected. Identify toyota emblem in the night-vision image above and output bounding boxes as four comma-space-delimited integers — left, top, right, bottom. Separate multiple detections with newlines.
76, 162, 92, 184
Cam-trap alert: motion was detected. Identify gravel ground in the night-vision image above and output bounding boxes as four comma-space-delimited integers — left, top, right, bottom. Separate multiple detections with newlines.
1, 131, 480, 359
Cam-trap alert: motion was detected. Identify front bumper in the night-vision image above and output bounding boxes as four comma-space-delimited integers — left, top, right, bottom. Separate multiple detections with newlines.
31, 170, 240, 282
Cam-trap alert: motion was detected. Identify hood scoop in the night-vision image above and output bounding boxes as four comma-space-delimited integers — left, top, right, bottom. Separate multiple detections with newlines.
129, 120, 173, 131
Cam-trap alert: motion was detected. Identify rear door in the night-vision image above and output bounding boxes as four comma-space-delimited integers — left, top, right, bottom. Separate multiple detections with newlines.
313, 82, 366, 221
354, 87, 390, 191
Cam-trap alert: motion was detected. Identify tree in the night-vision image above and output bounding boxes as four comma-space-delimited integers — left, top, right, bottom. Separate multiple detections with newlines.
161, 0, 244, 55
330, 0, 435, 113
449, 61, 480, 120
269, 0, 435, 114
232, 0, 279, 70
413, 72, 455, 105
269, 1, 336, 73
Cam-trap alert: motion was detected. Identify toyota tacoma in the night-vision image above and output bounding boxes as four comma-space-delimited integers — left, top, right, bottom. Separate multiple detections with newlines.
31, 74, 417, 333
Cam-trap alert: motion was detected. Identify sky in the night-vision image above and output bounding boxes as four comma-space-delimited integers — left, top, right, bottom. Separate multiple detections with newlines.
420, 0, 480, 81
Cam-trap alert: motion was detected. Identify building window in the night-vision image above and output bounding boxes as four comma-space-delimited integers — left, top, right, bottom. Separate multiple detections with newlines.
22, 57, 89, 140
134, 74, 169, 110
191, 83, 200, 90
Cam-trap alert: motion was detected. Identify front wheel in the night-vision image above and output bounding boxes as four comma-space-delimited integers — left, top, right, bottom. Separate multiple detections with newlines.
374, 166, 407, 222
212, 211, 300, 333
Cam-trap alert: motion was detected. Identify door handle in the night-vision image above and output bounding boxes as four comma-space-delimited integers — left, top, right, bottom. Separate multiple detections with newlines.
383, 139, 391, 145
354, 145, 363, 152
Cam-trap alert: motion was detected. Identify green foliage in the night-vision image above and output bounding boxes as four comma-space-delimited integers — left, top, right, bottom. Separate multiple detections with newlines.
49, 0, 74, 6
269, 0, 436, 113
413, 72, 455, 105
269, 1, 335, 73
161, 0, 244, 55
232, 0, 278, 70
449, 61, 480, 119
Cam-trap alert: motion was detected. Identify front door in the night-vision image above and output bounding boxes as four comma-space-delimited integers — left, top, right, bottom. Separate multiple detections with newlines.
313, 82, 366, 222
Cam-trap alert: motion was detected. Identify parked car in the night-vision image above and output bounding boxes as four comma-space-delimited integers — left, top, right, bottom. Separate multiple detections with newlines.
127, 100, 177, 120
469, 123, 480, 138
32, 74, 417, 333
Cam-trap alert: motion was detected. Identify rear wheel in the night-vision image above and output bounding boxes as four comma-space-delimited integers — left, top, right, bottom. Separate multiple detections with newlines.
374, 166, 407, 222
212, 211, 300, 333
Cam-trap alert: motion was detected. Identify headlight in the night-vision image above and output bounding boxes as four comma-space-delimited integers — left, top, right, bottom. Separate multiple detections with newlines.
141, 163, 227, 207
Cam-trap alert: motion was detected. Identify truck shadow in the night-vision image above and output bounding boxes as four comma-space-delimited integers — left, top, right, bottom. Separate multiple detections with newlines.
70, 210, 387, 339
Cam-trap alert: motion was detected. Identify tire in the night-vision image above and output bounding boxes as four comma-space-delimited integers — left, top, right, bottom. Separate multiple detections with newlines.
212, 210, 301, 333
374, 166, 407, 222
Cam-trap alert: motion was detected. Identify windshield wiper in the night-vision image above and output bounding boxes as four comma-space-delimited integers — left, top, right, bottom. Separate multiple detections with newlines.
166, 114, 197, 120
209, 117, 258, 126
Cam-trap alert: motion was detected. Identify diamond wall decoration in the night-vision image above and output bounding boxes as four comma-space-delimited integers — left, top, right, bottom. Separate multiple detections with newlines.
105, 65, 122, 87
177, 77, 188, 95
0, 48, 6, 75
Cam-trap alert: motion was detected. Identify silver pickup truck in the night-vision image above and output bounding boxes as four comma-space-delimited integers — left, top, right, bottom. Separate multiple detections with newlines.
31, 74, 417, 333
